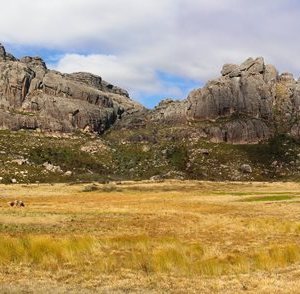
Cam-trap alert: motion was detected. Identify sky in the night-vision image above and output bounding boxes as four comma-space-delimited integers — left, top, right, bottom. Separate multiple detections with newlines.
1, 0, 300, 108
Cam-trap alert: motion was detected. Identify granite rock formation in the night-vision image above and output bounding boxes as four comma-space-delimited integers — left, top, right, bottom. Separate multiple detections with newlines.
184, 57, 300, 143
1, 42, 300, 145
0, 44, 142, 133
148, 57, 300, 144
150, 99, 187, 123
114, 54, 300, 144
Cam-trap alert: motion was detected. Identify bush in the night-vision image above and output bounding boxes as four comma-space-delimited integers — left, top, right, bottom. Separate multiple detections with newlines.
82, 184, 99, 192
166, 146, 188, 170
29, 146, 105, 172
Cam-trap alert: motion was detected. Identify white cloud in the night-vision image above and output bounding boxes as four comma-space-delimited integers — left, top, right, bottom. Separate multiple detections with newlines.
54, 53, 160, 93
1, 0, 300, 104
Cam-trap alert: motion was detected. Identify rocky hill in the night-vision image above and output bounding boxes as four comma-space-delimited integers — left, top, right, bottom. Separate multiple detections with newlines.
1, 43, 300, 145
117, 56, 300, 144
1, 44, 300, 183
0, 44, 142, 134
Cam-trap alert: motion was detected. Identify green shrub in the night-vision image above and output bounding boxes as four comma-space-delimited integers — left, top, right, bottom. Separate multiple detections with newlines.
166, 146, 188, 170
29, 146, 105, 172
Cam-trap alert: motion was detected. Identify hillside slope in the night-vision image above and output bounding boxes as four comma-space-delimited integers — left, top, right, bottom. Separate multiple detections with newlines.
0, 46, 300, 182
0, 129, 298, 183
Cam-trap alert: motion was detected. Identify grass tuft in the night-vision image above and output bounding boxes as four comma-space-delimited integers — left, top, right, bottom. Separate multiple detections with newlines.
241, 195, 295, 202
0, 235, 93, 269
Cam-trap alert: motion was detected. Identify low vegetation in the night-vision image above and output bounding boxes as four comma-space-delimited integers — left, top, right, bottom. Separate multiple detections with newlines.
1, 181, 300, 292
241, 195, 296, 202
0, 129, 300, 184
0, 235, 93, 268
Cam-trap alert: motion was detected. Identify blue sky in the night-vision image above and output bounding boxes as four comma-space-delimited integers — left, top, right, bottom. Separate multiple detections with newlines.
1, 0, 300, 108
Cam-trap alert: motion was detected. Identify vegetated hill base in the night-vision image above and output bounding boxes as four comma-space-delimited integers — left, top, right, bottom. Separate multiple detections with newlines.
1, 181, 300, 293
0, 128, 299, 183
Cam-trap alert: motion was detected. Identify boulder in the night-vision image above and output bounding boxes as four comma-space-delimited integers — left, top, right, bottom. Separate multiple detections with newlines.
199, 149, 210, 155
43, 162, 63, 173
240, 57, 264, 74
11, 158, 28, 165
240, 164, 252, 173
150, 175, 164, 181
221, 64, 241, 77
263, 64, 278, 82
279, 72, 294, 82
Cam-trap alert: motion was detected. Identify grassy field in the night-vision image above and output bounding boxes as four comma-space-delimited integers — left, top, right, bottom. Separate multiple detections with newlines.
0, 181, 300, 293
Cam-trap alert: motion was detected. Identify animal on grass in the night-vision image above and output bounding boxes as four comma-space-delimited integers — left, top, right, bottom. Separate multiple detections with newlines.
8, 200, 25, 207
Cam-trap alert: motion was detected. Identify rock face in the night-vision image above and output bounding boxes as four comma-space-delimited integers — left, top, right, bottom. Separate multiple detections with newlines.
150, 99, 187, 123
112, 98, 188, 131
0, 43, 142, 133
110, 56, 300, 144
186, 57, 277, 122
182, 57, 300, 143
240, 164, 252, 173
138, 56, 300, 144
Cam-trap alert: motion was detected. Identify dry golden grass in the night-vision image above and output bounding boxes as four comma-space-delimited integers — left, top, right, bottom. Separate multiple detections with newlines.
0, 180, 300, 293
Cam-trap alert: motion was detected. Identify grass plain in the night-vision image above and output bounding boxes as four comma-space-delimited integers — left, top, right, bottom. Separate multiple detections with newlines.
0, 180, 300, 293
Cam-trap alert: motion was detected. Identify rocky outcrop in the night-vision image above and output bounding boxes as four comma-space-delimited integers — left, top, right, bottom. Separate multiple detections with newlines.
112, 98, 188, 131
182, 57, 300, 143
150, 99, 187, 123
205, 119, 272, 144
186, 57, 277, 122
0, 43, 142, 133
2, 41, 300, 145
140, 56, 300, 144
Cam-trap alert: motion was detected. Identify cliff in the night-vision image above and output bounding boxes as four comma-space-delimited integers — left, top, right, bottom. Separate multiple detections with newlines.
0, 44, 143, 134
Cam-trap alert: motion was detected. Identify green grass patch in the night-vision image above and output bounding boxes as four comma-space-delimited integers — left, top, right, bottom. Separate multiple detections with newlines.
28, 146, 106, 172
241, 195, 295, 202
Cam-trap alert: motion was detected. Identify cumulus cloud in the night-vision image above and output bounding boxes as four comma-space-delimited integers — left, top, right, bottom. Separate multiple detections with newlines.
54, 53, 161, 93
1, 0, 300, 105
